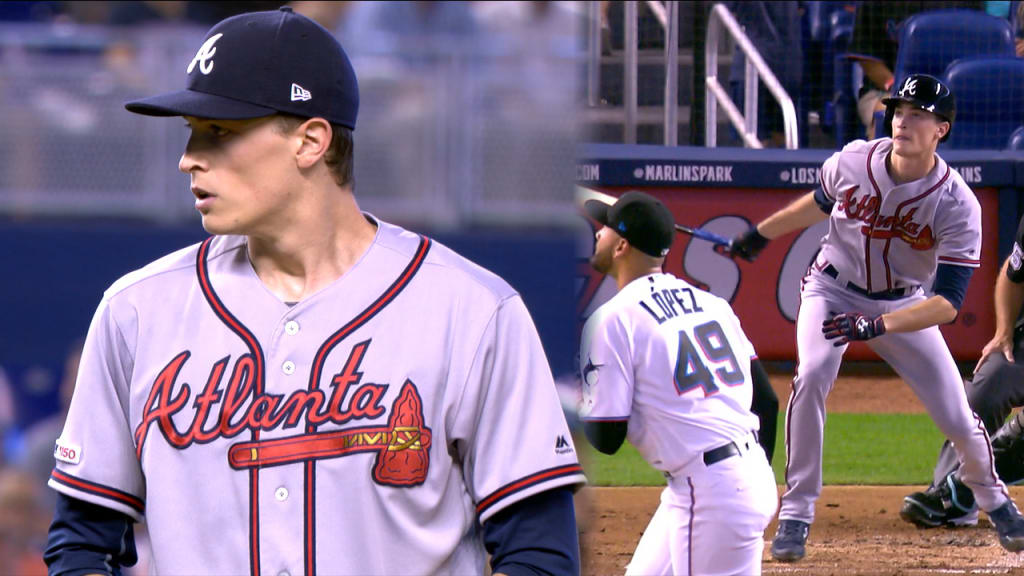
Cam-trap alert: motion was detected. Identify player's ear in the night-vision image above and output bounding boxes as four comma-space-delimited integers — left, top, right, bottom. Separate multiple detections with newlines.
612, 237, 630, 258
936, 121, 950, 141
294, 117, 332, 170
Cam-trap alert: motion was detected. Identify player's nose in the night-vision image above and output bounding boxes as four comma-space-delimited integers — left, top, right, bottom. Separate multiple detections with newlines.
179, 137, 206, 174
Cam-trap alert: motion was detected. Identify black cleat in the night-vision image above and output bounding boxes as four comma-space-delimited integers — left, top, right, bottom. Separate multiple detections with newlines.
900, 473, 978, 528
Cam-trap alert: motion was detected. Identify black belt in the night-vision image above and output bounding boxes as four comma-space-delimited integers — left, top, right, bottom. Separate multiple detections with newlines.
822, 264, 915, 301
703, 441, 743, 466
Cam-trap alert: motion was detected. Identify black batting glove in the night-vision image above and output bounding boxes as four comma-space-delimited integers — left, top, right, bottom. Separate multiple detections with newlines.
727, 227, 770, 262
822, 312, 886, 346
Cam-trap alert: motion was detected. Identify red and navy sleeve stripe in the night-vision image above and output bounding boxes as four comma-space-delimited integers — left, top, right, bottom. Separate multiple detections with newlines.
938, 255, 981, 266
50, 469, 145, 516
476, 464, 584, 518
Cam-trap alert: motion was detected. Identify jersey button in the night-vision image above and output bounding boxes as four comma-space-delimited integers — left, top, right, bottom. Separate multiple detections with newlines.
285, 321, 299, 335
275, 487, 288, 501
282, 361, 295, 375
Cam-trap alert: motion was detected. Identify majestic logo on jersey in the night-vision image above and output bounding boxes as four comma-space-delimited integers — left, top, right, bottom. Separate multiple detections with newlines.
187, 33, 223, 75
835, 186, 936, 250
555, 435, 574, 455
134, 340, 432, 486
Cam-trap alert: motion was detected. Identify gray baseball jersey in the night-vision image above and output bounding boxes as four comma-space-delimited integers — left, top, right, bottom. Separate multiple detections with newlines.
817, 138, 981, 290
50, 217, 585, 575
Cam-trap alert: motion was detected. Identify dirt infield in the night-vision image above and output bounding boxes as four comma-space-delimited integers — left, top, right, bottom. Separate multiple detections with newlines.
580, 485, 1024, 575
578, 368, 1024, 575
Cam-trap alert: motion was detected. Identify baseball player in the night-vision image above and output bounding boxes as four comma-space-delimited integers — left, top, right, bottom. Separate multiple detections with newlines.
43, 8, 585, 576
728, 73, 1024, 562
901, 211, 1024, 528
580, 191, 778, 575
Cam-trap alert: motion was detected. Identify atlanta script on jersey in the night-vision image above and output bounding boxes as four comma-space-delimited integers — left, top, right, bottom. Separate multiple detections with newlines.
50, 217, 584, 575
815, 138, 981, 291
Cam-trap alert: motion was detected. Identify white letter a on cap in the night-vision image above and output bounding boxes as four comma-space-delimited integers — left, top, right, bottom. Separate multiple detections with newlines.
187, 33, 223, 76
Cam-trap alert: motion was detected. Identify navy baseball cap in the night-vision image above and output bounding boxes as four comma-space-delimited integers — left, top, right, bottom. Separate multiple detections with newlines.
125, 7, 358, 130
584, 191, 675, 257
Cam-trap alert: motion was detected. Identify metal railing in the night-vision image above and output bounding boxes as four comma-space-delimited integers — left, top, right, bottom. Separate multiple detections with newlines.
586, 0, 681, 146
705, 3, 798, 149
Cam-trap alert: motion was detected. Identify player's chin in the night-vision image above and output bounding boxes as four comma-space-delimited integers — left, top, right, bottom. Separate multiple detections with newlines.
197, 214, 239, 236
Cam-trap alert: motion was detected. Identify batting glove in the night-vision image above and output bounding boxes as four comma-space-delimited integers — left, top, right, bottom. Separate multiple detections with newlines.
822, 312, 886, 346
727, 227, 770, 262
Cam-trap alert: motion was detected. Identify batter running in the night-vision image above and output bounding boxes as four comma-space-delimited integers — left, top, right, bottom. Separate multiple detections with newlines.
728, 73, 1024, 561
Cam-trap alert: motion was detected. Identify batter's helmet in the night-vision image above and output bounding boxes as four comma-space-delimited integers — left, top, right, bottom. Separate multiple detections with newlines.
882, 74, 956, 142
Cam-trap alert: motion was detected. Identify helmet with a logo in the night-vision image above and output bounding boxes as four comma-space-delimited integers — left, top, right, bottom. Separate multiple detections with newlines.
881, 74, 956, 142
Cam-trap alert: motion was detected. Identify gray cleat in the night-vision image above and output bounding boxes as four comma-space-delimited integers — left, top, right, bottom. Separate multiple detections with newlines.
770, 519, 809, 562
989, 500, 1024, 553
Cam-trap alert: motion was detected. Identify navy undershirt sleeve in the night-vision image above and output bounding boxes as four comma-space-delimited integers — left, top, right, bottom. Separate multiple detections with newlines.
934, 263, 973, 311
44, 493, 137, 576
483, 487, 580, 576
583, 420, 627, 455
813, 186, 834, 214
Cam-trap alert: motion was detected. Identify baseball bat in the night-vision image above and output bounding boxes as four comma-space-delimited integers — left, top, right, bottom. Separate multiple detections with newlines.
575, 186, 733, 248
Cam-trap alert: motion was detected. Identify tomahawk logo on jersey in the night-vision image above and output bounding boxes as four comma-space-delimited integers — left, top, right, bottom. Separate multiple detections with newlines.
50, 224, 585, 575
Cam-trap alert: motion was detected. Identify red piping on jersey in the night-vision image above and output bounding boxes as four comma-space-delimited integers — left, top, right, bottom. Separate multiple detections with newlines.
50, 469, 145, 515
303, 236, 432, 574
196, 238, 265, 576
939, 255, 980, 265
864, 140, 886, 292
882, 163, 951, 289
475, 464, 585, 517
975, 413, 1010, 502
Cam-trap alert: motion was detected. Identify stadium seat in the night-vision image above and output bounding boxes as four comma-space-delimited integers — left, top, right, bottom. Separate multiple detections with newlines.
943, 57, 1024, 149
829, 8, 862, 146
1007, 126, 1024, 150
893, 10, 1014, 82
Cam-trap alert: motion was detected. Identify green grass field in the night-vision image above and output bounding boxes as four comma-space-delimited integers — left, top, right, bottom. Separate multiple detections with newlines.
583, 413, 947, 486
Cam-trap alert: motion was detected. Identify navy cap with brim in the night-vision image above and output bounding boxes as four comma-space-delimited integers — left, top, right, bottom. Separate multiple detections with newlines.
583, 199, 611, 226
124, 7, 358, 128
125, 89, 278, 119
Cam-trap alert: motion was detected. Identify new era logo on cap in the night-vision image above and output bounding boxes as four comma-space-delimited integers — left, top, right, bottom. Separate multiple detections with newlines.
291, 83, 312, 102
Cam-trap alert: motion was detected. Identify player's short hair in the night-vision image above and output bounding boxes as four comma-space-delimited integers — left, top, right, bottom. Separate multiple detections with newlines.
276, 114, 354, 188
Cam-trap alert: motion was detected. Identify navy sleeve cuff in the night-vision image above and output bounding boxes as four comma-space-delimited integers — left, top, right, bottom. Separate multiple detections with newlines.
813, 186, 834, 214
583, 420, 627, 455
484, 487, 579, 576
45, 493, 137, 575
934, 263, 973, 311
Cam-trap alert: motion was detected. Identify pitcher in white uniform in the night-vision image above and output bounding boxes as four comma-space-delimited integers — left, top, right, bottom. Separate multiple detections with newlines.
727, 73, 1024, 562
580, 191, 778, 575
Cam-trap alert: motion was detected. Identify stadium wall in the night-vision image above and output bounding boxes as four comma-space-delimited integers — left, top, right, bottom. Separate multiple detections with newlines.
576, 143, 1024, 362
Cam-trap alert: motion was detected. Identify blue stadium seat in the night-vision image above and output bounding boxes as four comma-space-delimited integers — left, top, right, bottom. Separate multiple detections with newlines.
893, 10, 1014, 82
1008, 126, 1024, 150
829, 8, 863, 146
943, 57, 1024, 149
